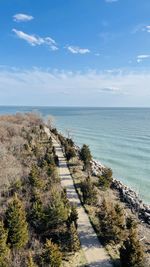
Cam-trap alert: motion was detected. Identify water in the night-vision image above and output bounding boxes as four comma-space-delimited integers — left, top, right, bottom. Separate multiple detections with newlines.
0, 106, 150, 204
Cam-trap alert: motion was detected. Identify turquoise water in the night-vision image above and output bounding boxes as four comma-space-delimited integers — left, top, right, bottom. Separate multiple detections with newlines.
0, 106, 150, 204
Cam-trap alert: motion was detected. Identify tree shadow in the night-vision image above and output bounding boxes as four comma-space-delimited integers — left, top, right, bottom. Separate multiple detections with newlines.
79, 258, 113, 267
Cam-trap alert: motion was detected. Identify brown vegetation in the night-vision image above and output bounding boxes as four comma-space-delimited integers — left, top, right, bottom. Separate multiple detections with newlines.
0, 113, 82, 267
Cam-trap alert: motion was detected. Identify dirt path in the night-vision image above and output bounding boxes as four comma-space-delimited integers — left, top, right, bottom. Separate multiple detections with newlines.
45, 128, 113, 267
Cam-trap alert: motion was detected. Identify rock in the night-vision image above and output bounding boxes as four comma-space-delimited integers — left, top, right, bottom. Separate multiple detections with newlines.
75, 143, 150, 225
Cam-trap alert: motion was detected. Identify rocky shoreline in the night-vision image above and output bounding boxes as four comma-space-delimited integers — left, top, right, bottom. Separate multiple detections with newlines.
91, 158, 150, 225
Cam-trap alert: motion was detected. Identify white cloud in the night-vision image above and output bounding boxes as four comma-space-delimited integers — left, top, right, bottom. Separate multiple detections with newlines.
99, 87, 120, 93
12, 29, 58, 51
137, 54, 150, 63
144, 25, 150, 33
0, 67, 149, 97
67, 46, 90, 54
13, 13, 34, 22
0, 67, 150, 106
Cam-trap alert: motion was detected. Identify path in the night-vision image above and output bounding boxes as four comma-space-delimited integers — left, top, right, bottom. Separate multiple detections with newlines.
45, 128, 113, 267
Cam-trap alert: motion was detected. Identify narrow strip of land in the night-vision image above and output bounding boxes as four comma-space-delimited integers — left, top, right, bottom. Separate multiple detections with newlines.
45, 128, 113, 267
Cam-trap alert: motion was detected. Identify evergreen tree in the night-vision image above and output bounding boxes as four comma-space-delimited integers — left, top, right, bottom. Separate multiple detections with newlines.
99, 198, 125, 244
0, 220, 10, 267
30, 197, 46, 232
41, 239, 62, 267
114, 203, 126, 230
66, 138, 74, 147
67, 205, 78, 228
120, 227, 145, 267
6, 194, 29, 249
46, 191, 69, 228
65, 146, 76, 161
80, 144, 92, 171
81, 177, 97, 205
68, 223, 80, 252
26, 252, 37, 267
29, 164, 43, 188
99, 168, 113, 189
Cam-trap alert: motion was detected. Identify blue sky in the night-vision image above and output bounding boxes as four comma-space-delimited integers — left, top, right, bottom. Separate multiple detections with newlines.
1, 0, 150, 106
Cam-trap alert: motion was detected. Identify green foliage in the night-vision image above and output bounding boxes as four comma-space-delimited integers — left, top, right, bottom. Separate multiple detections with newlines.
61, 188, 70, 210
47, 164, 56, 177
45, 152, 55, 165
6, 194, 29, 249
26, 252, 37, 267
67, 204, 78, 228
81, 177, 97, 205
99, 198, 125, 244
0, 220, 10, 266
30, 197, 46, 232
68, 223, 80, 252
66, 138, 74, 147
65, 146, 76, 161
46, 191, 69, 228
126, 216, 137, 230
51, 128, 58, 136
41, 239, 62, 267
29, 164, 43, 188
99, 168, 113, 189
120, 228, 145, 267
80, 144, 92, 171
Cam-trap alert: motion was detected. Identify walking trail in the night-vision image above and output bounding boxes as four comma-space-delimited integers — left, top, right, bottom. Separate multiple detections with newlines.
45, 128, 113, 267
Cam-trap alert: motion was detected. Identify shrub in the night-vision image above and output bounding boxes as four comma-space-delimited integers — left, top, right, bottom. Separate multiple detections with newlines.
65, 146, 76, 161
120, 227, 145, 267
41, 239, 62, 267
67, 204, 78, 228
81, 177, 97, 205
46, 191, 69, 228
66, 138, 74, 147
26, 252, 37, 267
0, 220, 10, 267
80, 144, 92, 171
30, 197, 46, 232
98, 198, 125, 244
6, 194, 29, 249
99, 168, 113, 189
29, 164, 43, 188
68, 223, 80, 252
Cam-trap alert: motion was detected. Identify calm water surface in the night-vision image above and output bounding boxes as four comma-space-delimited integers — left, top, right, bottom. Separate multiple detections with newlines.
0, 106, 150, 204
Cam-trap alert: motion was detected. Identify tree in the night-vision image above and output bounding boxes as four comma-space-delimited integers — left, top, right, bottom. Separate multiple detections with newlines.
30, 197, 46, 232
66, 138, 74, 147
98, 198, 125, 244
67, 204, 78, 228
99, 168, 113, 189
29, 164, 43, 188
46, 191, 69, 228
26, 252, 37, 267
68, 223, 80, 252
6, 194, 29, 249
0, 220, 10, 267
81, 177, 97, 205
65, 146, 76, 161
41, 239, 62, 267
120, 227, 145, 267
80, 144, 92, 171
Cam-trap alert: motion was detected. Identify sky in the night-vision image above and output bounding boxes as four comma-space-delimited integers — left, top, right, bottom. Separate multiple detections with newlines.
1, 0, 150, 106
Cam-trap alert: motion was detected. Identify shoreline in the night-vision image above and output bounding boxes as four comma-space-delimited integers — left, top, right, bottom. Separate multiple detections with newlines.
91, 158, 150, 225
75, 144, 150, 225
